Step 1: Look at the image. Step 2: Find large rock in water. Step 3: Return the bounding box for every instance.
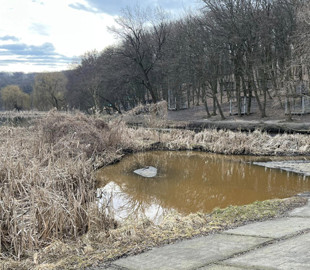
[134,166,157,178]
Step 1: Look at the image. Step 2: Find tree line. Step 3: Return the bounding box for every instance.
[0,72,67,111]
[1,0,310,118]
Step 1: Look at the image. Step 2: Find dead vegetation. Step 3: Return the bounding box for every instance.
[0,113,110,261]
[123,100,168,128]
[160,129,310,155]
[0,109,310,269]
[0,110,150,265]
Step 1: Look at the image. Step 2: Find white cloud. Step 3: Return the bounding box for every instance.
[45,2,117,56]
[0,0,118,72]
[0,62,62,73]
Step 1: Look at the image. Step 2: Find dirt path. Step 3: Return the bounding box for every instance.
[167,104,310,133]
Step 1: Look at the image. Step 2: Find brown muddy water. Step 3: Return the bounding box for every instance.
[96,151,310,223]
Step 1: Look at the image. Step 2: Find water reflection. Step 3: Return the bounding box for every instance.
[96,151,310,221]
[97,181,168,224]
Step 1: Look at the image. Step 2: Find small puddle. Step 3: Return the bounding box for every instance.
[96,151,310,223]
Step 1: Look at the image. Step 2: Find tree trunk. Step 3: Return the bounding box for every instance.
[204,98,211,117]
[212,97,217,115]
[214,93,225,119]
[252,68,267,118]
[210,81,224,119]
[202,85,211,117]
[286,97,292,121]
[145,80,157,103]
[142,69,157,103]
[234,72,242,116]
[196,85,201,106]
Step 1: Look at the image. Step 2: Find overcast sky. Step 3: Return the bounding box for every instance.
[0,0,202,73]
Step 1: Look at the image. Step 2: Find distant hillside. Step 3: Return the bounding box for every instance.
[0,72,36,94]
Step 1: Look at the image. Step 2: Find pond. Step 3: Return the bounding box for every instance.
[96,151,310,223]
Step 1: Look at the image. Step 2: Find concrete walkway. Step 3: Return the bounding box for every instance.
[97,196,310,270]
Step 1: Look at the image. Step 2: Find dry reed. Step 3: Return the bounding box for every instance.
[0,110,144,262]
[160,129,310,155]
[123,100,168,128]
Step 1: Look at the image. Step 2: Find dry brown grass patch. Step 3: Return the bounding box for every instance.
[123,101,168,128]
[160,129,310,155]
[0,111,134,262]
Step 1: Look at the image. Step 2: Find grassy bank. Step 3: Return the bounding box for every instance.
[0,110,309,269]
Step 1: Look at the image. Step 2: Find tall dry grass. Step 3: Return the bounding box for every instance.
[160,129,310,155]
[123,100,168,128]
[0,110,149,261]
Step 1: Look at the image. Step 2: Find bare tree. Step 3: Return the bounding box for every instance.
[295,0,310,63]
[33,72,67,110]
[201,0,300,118]
[110,6,170,103]
[63,0,304,120]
